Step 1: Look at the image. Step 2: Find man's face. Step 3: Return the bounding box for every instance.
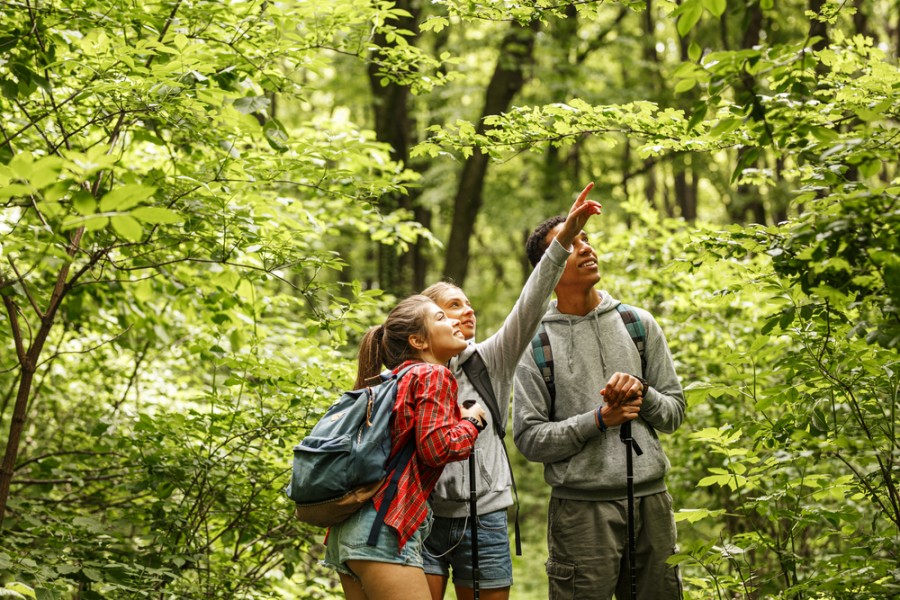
[546,223,601,291]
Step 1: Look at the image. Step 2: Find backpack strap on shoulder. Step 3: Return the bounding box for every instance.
[531,307,647,418]
[366,440,416,546]
[460,351,503,438]
[615,304,647,375]
[530,323,556,419]
[459,351,523,556]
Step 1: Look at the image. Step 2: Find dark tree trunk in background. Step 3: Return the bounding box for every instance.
[808,0,829,51]
[674,22,697,222]
[443,20,540,286]
[367,0,423,295]
[730,2,768,224]
[641,1,662,211]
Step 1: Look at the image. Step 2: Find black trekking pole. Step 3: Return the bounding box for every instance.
[621,421,638,600]
[468,448,480,600]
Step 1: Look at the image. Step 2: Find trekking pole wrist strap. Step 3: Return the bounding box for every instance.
[462,416,486,432]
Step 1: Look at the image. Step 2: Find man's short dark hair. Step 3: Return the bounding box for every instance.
[525,215,565,268]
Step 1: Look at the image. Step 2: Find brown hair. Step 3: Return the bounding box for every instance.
[421,281,462,307]
[354,294,435,389]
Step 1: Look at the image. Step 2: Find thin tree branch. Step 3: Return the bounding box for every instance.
[2,296,28,366]
[35,325,133,368]
[11,473,128,485]
[6,257,44,319]
[146,0,184,68]
[14,450,123,471]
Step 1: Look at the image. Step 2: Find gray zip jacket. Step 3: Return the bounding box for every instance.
[430,239,570,518]
[513,293,686,501]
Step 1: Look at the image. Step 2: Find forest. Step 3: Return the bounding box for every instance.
[1,0,898,598]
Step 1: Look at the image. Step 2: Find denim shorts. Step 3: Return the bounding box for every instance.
[322,501,433,580]
[422,509,513,589]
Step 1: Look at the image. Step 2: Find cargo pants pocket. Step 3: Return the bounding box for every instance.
[546,559,575,600]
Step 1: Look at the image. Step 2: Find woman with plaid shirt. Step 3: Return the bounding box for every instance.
[323,294,487,600]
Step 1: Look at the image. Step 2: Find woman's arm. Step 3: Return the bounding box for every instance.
[413,365,479,467]
[477,183,601,401]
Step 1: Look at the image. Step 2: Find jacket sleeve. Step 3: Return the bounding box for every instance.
[414,365,479,467]
[479,238,570,415]
[512,352,601,464]
[638,312,686,434]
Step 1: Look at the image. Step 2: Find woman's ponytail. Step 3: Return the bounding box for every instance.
[355,325,386,389]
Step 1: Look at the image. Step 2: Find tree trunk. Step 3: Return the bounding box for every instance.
[852,0,870,40]
[0,359,36,527]
[641,1,662,210]
[443,20,540,285]
[674,24,696,221]
[808,0,829,52]
[0,228,84,525]
[367,0,422,295]
[731,2,767,224]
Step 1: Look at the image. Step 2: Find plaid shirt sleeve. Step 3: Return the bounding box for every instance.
[413,364,479,466]
[374,361,479,550]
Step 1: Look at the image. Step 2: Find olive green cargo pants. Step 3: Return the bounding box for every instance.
[545,492,682,599]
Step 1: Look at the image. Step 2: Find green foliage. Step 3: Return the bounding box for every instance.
[0,0,424,596]
[3,0,900,598]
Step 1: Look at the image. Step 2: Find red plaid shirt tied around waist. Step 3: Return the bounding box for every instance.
[372,360,479,549]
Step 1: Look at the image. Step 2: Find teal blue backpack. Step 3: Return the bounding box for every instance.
[287,366,416,544]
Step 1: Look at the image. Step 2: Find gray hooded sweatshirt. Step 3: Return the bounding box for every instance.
[430,238,570,518]
[513,293,685,501]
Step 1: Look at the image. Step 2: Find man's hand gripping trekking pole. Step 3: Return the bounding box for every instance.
[598,372,644,427]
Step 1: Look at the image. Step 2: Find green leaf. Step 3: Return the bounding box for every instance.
[677,0,703,37]
[233,96,270,115]
[61,215,108,231]
[687,103,708,131]
[111,215,144,241]
[854,108,881,122]
[0,77,17,99]
[72,191,97,216]
[709,117,740,137]
[701,0,726,17]
[99,184,156,212]
[674,78,697,94]
[4,583,34,599]
[131,206,183,224]
[688,42,702,62]
[264,118,289,152]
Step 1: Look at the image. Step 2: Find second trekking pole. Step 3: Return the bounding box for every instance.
[621,420,637,600]
[468,448,480,600]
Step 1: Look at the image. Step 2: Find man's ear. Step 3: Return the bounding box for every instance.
[408,334,428,352]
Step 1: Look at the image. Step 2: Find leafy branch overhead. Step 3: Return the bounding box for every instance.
[416,32,898,188]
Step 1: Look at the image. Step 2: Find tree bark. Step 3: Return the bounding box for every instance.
[367,0,423,295]
[808,0,829,52]
[0,228,84,525]
[443,20,540,286]
[731,2,767,224]
[641,1,662,210]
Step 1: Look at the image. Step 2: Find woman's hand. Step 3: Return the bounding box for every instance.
[556,182,602,249]
[461,401,487,428]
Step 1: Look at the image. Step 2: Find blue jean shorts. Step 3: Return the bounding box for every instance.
[422,509,513,589]
[322,501,433,580]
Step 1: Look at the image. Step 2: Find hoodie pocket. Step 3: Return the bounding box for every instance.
[432,451,493,502]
